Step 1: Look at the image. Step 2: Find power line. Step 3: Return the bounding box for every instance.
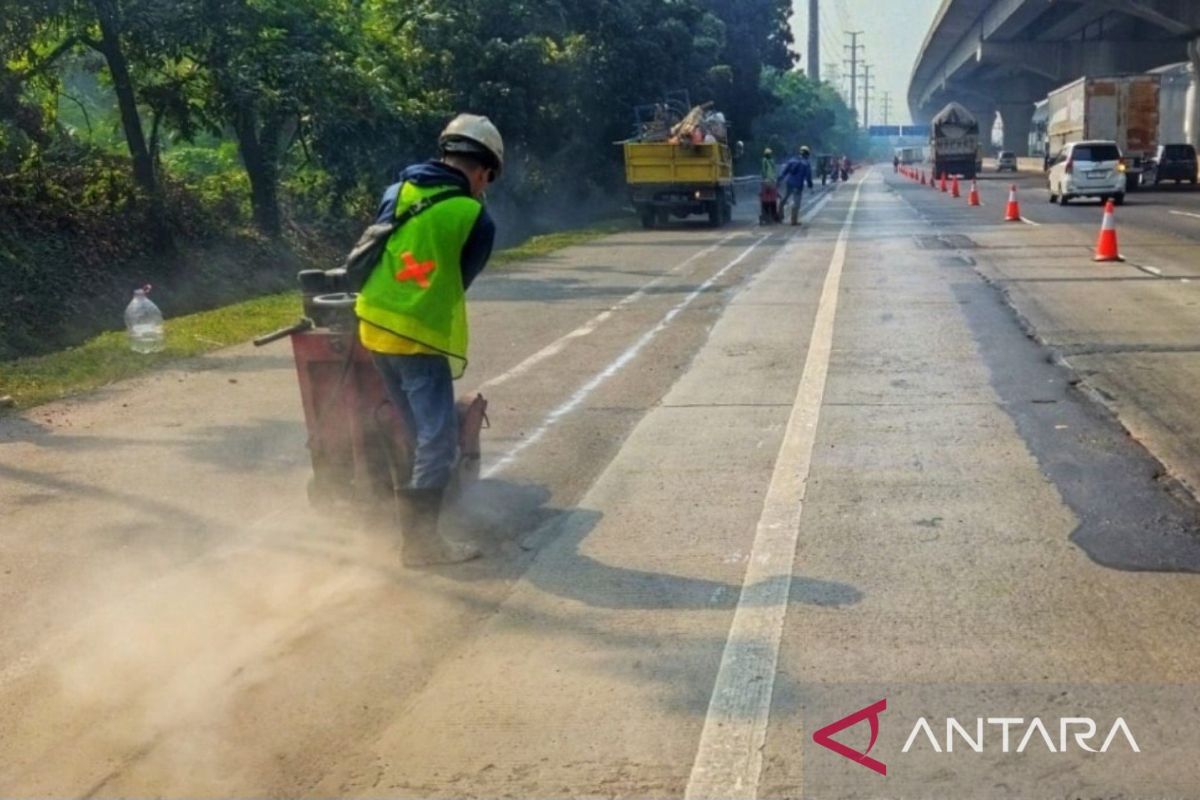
[861,63,874,128]
[844,31,864,118]
[834,0,851,32]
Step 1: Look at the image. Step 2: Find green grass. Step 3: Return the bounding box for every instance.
[0,218,634,410]
[0,293,300,410]
[490,218,633,265]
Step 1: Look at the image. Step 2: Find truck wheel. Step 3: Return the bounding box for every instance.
[708,200,721,227]
[1114,193,1125,206]
[656,209,670,227]
[640,208,656,229]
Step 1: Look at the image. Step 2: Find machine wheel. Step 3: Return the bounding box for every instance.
[708,199,722,227]
[656,208,670,227]
[640,207,656,229]
[1114,192,1126,206]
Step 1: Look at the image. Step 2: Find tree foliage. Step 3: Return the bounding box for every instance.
[2,0,860,237]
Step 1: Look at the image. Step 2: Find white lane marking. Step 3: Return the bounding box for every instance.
[1169,210,1200,221]
[802,192,833,223]
[479,233,740,391]
[479,189,831,393]
[684,172,867,800]
[1135,264,1163,277]
[1020,216,1041,227]
[481,234,773,479]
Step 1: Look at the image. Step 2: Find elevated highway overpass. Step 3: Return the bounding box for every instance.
[909,0,1200,154]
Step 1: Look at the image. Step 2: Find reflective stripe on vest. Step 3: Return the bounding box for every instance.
[355,182,483,378]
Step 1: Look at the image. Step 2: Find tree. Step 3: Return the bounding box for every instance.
[702,0,795,135]
[754,68,864,158]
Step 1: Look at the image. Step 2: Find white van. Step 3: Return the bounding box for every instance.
[1046,140,1126,205]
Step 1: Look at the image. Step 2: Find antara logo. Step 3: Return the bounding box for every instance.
[813,701,1140,776]
[902,716,1140,754]
[812,699,888,776]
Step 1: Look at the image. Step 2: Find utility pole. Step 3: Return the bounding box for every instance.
[861,63,875,128]
[824,61,842,89]
[844,31,864,121]
[808,0,820,83]
[881,91,893,126]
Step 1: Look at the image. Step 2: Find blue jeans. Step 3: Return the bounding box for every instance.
[372,353,457,489]
[781,185,804,211]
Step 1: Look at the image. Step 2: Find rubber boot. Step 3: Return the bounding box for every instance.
[397,488,481,567]
[790,202,799,226]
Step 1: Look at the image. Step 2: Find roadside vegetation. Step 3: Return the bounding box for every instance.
[0,218,633,409]
[1,0,864,369]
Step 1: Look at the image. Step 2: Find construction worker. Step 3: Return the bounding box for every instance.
[779,145,814,225]
[761,147,778,183]
[760,147,780,223]
[355,113,503,566]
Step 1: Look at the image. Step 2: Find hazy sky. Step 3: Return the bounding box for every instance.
[790,0,944,125]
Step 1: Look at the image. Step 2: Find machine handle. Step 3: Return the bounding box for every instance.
[312,292,358,309]
[254,318,314,347]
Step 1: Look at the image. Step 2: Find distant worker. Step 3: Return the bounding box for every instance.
[355,113,503,567]
[761,147,778,183]
[819,154,832,186]
[840,154,851,182]
[893,153,900,173]
[760,148,780,223]
[779,145,814,225]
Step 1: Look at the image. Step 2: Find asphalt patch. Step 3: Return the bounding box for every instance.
[950,274,1200,573]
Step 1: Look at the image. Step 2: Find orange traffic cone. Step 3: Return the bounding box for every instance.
[1093,200,1124,262]
[1004,184,1021,221]
[968,180,981,206]
[940,173,948,192]
[951,176,961,198]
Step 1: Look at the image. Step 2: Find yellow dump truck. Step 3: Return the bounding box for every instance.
[622,140,736,228]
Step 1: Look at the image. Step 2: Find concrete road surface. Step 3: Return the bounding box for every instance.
[3,170,1200,799]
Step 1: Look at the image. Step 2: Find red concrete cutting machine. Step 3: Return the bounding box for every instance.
[255,269,487,512]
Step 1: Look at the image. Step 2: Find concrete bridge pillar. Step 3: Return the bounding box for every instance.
[998,102,1034,157]
[964,105,996,149]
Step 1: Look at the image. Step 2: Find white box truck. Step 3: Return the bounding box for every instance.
[1046,74,1160,190]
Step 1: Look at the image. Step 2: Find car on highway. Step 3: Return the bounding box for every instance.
[1148,143,1198,186]
[1046,140,1126,205]
[997,151,1017,172]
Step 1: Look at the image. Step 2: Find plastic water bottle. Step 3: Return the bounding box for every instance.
[124,285,165,354]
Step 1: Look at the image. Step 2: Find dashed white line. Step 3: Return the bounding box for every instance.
[481,233,773,479]
[1169,210,1200,221]
[480,190,832,393]
[1020,216,1041,227]
[684,173,867,800]
[479,232,740,391]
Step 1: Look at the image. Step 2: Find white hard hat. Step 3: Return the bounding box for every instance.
[439,114,505,175]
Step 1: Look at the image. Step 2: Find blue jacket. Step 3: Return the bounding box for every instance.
[375,160,496,290]
[779,156,814,190]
